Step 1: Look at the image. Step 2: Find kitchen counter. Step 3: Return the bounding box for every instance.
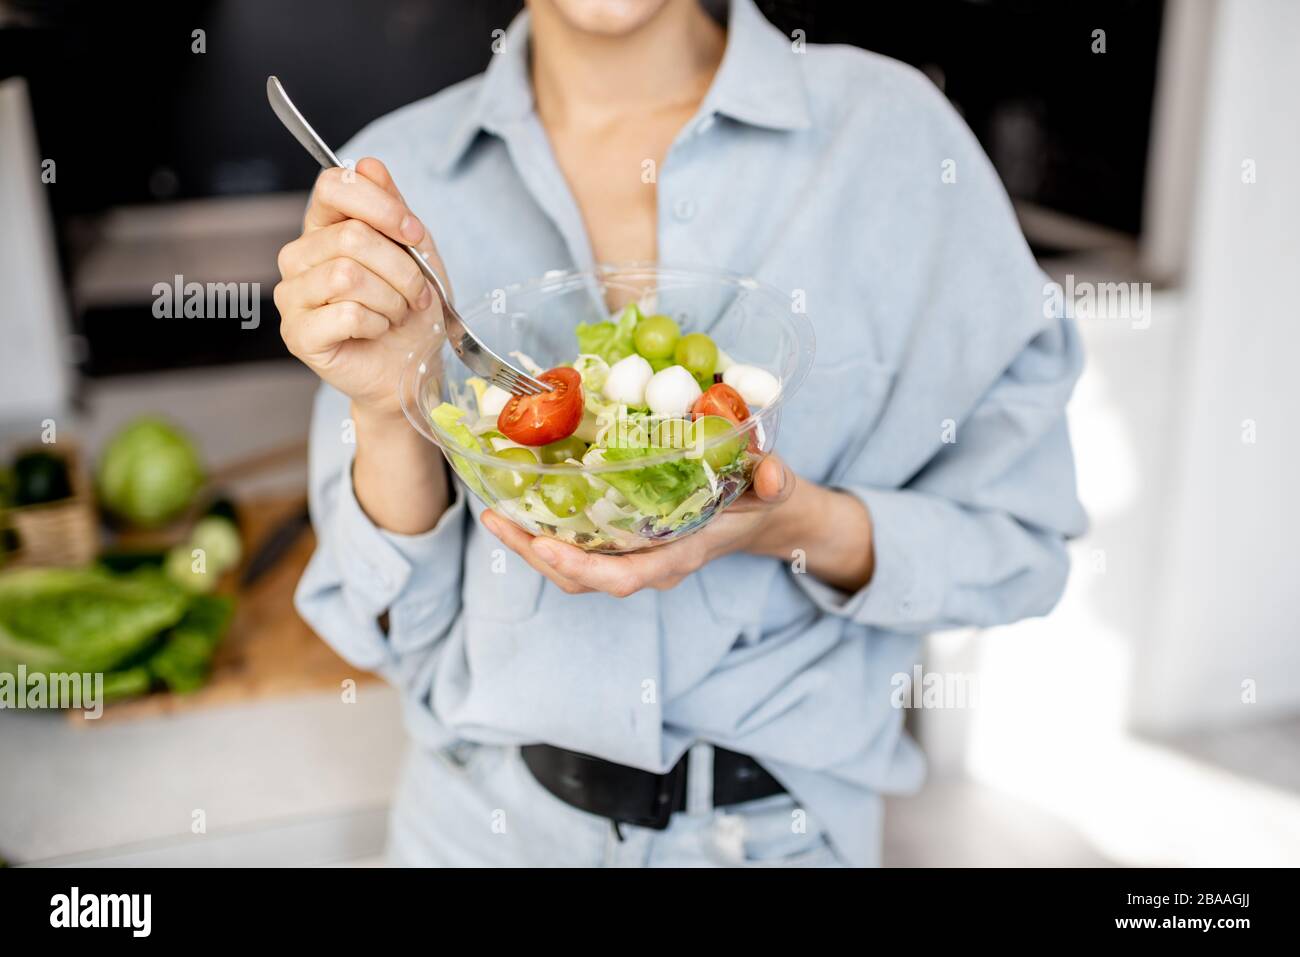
[1,685,406,866]
[2,360,410,867]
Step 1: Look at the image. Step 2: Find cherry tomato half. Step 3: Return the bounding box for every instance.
[692,382,758,452]
[497,367,584,446]
[692,382,749,424]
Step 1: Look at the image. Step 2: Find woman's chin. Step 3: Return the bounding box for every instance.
[537,0,672,37]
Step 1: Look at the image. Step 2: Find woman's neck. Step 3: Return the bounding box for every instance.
[529,0,726,129]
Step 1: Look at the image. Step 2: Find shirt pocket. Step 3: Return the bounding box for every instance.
[778,354,895,484]
[461,520,546,623]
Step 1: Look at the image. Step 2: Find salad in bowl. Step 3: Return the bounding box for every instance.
[399,264,814,553]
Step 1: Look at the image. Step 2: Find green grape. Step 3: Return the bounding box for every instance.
[481,446,539,499]
[674,332,718,384]
[634,314,681,360]
[538,473,591,517]
[538,435,589,464]
[691,415,745,471]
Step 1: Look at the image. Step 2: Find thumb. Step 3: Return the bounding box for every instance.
[752,454,794,504]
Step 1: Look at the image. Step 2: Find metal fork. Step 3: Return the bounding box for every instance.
[266,76,550,396]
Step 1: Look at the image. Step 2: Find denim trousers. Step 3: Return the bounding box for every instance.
[387,741,866,867]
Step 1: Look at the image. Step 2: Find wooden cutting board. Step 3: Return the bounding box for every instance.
[80,497,377,724]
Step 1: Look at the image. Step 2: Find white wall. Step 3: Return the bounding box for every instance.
[1133,0,1300,732]
[0,77,72,433]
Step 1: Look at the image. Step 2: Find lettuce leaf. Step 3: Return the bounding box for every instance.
[0,567,189,674]
[0,567,237,703]
[599,445,707,518]
[571,354,610,395]
[430,402,488,498]
[575,303,641,365]
[148,594,234,693]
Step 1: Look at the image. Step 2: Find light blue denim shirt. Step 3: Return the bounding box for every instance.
[295,0,1086,867]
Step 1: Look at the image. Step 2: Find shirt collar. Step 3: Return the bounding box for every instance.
[703,0,812,133]
[432,0,810,174]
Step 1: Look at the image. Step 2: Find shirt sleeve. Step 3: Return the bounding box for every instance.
[793,324,1086,633]
[791,74,1088,633]
[294,383,467,674]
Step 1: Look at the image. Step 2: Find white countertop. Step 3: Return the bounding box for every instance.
[1,684,407,866]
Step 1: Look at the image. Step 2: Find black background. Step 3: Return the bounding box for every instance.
[3,0,1162,230]
[0,865,1271,943]
[0,0,1163,376]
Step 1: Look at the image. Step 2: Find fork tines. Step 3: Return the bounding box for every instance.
[493,365,551,396]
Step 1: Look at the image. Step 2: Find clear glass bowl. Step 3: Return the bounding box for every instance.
[399,263,815,553]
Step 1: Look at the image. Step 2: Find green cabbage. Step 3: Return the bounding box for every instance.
[97,418,205,528]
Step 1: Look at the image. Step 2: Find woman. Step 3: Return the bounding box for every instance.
[275,0,1085,866]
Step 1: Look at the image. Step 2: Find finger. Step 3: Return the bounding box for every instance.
[284,258,409,321]
[631,541,704,591]
[356,157,424,252]
[480,511,593,595]
[305,165,427,248]
[279,220,432,312]
[354,157,446,287]
[281,300,389,357]
[529,535,700,598]
[721,491,767,513]
[356,156,410,207]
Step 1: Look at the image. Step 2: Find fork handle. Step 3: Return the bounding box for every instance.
[403,242,454,310]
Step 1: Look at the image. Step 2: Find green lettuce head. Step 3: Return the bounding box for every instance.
[97,418,204,528]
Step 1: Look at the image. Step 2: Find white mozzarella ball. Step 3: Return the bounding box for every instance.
[479,384,512,418]
[722,364,781,408]
[645,365,703,416]
[603,354,654,408]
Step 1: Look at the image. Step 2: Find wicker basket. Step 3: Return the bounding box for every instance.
[4,445,99,568]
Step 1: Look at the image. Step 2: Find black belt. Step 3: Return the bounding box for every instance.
[520,743,784,831]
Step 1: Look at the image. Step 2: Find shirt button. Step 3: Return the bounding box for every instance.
[673,198,696,222]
